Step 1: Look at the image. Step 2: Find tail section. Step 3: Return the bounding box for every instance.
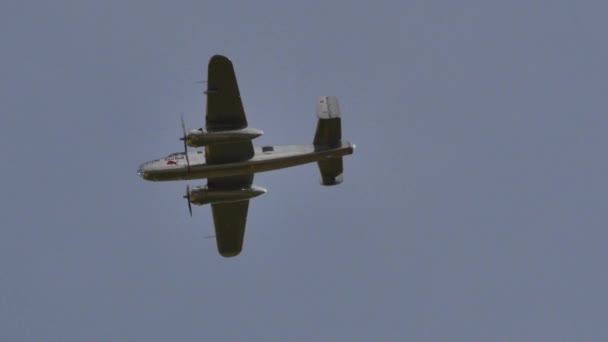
[314,96,342,147]
[318,158,344,185]
[314,96,345,186]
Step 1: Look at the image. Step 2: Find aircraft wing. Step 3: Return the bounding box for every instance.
[204,55,256,256]
[208,175,253,257]
[206,55,248,130]
[204,55,254,164]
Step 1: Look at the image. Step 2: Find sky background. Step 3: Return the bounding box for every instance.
[2,0,608,341]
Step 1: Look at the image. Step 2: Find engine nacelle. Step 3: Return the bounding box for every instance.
[185,127,263,147]
[188,185,266,205]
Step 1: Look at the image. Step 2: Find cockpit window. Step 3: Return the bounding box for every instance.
[167,152,184,157]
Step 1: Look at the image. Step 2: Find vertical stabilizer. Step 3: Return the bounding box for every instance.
[314,96,342,148]
[314,96,345,185]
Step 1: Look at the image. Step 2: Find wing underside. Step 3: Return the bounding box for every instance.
[206,55,248,130]
[204,55,254,164]
[208,175,253,257]
[205,55,255,257]
[211,201,250,257]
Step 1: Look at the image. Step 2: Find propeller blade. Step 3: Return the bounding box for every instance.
[180,115,187,137]
[183,185,192,217]
[183,139,191,173]
[180,116,191,173]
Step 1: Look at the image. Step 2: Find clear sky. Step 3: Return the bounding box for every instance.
[2,0,607,341]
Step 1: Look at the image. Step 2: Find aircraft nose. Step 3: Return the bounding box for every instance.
[137,163,149,179]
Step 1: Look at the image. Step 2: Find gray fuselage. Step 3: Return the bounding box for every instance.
[138,142,354,181]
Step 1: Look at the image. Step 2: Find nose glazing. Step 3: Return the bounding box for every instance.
[137,162,150,178]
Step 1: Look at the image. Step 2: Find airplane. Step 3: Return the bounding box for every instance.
[137,55,355,257]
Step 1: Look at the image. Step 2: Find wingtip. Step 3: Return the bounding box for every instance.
[219,249,242,258]
[210,54,231,64]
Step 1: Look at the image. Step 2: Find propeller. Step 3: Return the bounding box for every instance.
[179,116,191,173]
[183,185,193,217]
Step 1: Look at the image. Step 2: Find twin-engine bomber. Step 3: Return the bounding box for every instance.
[137,55,355,257]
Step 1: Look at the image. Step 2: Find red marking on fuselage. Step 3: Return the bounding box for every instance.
[166,160,178,165]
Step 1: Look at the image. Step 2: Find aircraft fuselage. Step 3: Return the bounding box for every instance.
[138,142,354,182]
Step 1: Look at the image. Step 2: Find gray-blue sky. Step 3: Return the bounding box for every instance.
[2,0,607,341]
